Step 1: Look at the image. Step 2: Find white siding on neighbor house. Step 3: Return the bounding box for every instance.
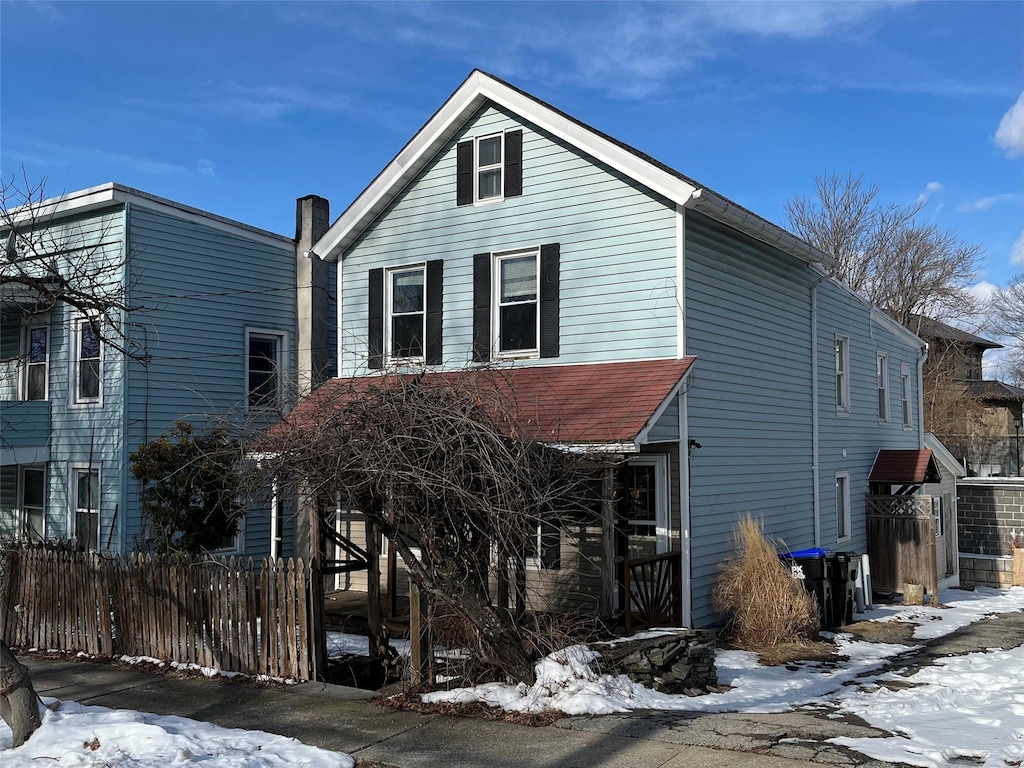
[123,204,297,554]
[815,279,922,553]
[339,103,679,374]
[684,211,816,625]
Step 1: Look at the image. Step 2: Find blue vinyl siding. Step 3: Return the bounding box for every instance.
[684,211,816,625]
[124,204,296,553]
[340,103,678,374]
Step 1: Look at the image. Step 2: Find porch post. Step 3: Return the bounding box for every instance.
[600,466,617,621]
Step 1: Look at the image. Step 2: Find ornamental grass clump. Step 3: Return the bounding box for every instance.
[713,514,820,648]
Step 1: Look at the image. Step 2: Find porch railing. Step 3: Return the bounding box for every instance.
[622,551,681,633]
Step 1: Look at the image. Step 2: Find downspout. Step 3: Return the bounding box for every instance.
[810,272,828,548]
[918,343,928,448]
[120,202,131,553]
[676,203,691,627]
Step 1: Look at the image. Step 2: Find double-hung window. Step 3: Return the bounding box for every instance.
[932,495,944,538]
[74,466,100,551]
[876,353,889,422]
[20,466,45,541]
[24,322,48,401]
[476,134,503,203]
[836,471,851,542]
[247,330,285,409]
[456,129,523,206]
[835,335,849,414]
[71,317,101,405]
[901,363,912,429]
[387,266,426,360]
[495,250,539,355]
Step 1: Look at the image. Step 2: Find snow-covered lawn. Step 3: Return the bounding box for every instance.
[424,586,1024,767]
[0,700,354,767]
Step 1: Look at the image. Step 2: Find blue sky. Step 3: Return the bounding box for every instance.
[2,1,1022,293]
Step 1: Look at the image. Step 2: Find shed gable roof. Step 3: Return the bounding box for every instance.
[314,70,830,269]
[869,449,941,485]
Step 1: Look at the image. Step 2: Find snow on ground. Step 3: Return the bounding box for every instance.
[0,699,354,767]
[859,585,1024,640]
[326,630,411,659]
[424,586,1024,765]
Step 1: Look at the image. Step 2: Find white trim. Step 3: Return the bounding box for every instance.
[474,131,505,206]
[835,334,850,416]
[623,454,671,554]
[384,263,427,364]
[245,327,288,411]
[70,463,101,551]
[270,477,280,561]
[316,71,701,262]
[901,362,913,430]
[675,204,685,358]
[635,363,695,447]
[213,517,244,556]
[21,319,49,402]
[17,464,46,541]
[678,389,691,627]
[924,433,966,478]
[491,247,540,359]
[69,315,102,407]
[836,471,851,544]
[876,352,889,423]
[1,182,292,250]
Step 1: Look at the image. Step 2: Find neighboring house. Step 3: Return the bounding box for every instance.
[0,183,335,557]
[911,314,1024,477]
[288,70,928,627]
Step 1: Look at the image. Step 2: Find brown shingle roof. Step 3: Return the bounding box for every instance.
[271,359,696,448]
[908,314,1001,350]
[966,380,1024,402]
[869,449,941,484]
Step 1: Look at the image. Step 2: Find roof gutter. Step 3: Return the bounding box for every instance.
[687,188,833,269]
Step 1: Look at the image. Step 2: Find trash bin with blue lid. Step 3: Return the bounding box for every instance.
[780,548,834,628]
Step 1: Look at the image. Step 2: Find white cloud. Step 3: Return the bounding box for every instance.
[197,159,216,179]
[1012,231,1024,266]
[916,181,943,206]
[957,193,1022,213]
[969,281,1000,304]
[994,92,1024,157]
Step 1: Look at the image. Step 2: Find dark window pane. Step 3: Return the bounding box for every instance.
[391,314,424,358]
[27,365,46,400]
[478,136,502,166]
[248,336,279,406]
[26,508,44,542]
[23,470,44,506]
[80,323,100,360]
[78,470,99,510]
[29,328,47,363]
[500,256,536,301]
[79,360,100,400]
[76,510,99,550]
[478,168,502,199]
[392,270,424,314]
[499,304,536,351]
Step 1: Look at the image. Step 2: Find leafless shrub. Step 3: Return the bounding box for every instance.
[713,514,820,648]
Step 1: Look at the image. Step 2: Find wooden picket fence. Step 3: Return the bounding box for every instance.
[0,548,323,681]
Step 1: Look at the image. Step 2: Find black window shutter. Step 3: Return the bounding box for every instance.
[539,243,560,359]
[456,140,474,206]
[472,252,491,363]
[425,259,443,365]
[504,130,523,198]
[368,268,384,369]
[540,521,561,570]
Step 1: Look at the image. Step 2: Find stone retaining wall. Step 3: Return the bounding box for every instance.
[957,479,1024,587]
[959,554,1017,589]
[591,629,717,694]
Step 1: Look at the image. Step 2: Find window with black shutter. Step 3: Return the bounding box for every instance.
[456,129,523,206]
[368,260,444,367]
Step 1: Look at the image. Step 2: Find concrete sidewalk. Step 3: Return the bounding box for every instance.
[20,656,859,768]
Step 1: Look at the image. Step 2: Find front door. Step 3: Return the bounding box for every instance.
[614,454,670,619]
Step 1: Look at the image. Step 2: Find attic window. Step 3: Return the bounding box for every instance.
[476,134,503,202]
[456,129,523,206]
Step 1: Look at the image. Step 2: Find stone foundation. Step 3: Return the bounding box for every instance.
[591,629,717,694]
[959,554,1016,588]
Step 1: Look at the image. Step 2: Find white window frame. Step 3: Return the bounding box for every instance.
[245,328,287,411]
[70,316,102,406]
[71,464,101,551]
[932,494,943,538]
[492,248,540,359]
[623,454,671,555]
[22,320,49,401]
[836,471,851,543]
[213,517,244,555]
[474,131,505,205]
[901,362,912,429]
[835,335,850,415]
[385,264,426,364]
[18,465,46,541]
[876,353,889,423]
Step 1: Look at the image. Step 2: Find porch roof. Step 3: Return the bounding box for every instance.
[869,449,941,484]
[272,358,696,451]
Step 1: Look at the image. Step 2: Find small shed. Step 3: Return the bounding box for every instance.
[923,433,966,586]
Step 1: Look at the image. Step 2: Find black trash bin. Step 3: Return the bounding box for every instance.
[781,547,834,628]
[828,552,857,627]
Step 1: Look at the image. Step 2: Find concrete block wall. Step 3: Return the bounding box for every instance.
[959,554,1016,588]
[957,479,1024,587]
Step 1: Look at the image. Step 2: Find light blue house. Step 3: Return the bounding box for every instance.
[296,71,928,627]
[1,183,334,558]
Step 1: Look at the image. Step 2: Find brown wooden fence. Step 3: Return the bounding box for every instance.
[866,495,939,601]
[0,548,323,681]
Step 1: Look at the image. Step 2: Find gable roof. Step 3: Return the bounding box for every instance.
[924,433,966,479]
[314,70,831,269]
[908,314,1001,351]
[869,449,941,485]
[267,358,695,452]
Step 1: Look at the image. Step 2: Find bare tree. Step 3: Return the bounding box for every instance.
[990,274,1024,384]
[785,173,983,326]
[0,639,41,747]
[257,371,597,685]
[1,174,144,360]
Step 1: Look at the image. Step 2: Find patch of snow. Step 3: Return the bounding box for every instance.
[325,630,412,660]
[859,586,1024,640]
[0,699,354,767]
